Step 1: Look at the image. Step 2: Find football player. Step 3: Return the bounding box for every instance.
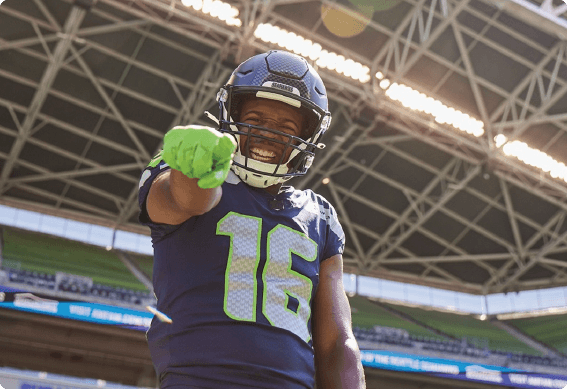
[138,50,365,389]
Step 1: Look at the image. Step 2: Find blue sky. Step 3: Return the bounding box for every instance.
[1,204,566,315]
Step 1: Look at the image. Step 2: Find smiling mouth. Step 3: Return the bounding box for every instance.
[249,146,279,163]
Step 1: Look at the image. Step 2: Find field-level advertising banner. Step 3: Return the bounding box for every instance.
[361,349,567,389]
[0,298,152,329]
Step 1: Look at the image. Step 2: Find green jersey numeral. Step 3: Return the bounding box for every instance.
[217,212,318,343]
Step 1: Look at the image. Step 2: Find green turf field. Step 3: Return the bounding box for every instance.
[507,314,567,355]
[2,227,147,291]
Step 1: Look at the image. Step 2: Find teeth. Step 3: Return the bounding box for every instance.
[251,147,276,158]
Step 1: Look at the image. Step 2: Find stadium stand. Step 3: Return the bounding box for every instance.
[506,314,567,356]
[349,295,445,340]
[382,302,543,355]
[349,296,567,372]
[127,253,154,280]
[0,226,152,305]
[2,224,566,374]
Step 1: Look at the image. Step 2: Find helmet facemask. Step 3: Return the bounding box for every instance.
[217,86,330,188]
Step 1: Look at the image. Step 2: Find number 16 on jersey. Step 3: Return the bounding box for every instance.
[217,212,318,343]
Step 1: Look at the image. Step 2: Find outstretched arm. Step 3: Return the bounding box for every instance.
[313,254,365,389]
[144,125,236,225]
[146,169,222,225]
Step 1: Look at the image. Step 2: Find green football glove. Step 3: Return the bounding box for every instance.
[162,125,237,189]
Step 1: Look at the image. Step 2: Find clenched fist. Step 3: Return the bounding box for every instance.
[162,125,237,189]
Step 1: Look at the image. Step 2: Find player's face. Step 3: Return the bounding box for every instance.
[238,97,305,164]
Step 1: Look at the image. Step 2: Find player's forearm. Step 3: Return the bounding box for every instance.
[169,168,222,215]
[316,337,366,389]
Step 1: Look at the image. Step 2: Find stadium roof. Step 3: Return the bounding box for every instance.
[0,0,566,295]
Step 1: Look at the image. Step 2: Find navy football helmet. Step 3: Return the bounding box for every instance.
[216,50,331,188]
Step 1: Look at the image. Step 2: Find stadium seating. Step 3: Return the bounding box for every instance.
[1,226,152,304]
[383,302,543,355]
[2,225,565,371]
[350,296,567,369]
[349,295,445,340]
[128,254,154,280]
[2,227,146,291]
[506,314,567,356]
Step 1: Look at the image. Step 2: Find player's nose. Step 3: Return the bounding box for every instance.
[250,124,286,142]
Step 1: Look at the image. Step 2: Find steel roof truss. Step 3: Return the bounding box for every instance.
[0,45,177,134]
[14,182,116,218]
[372,138,562,245]
[376,94,567,207]
[525,211,567,252]
[3,150,127,209]
[330,180,470,263]
[248,16,565,203]
[490,41,567,135]
[483,0,567,39]
[540,261,567,284]
[331,185,467,284]
[7,164,141,186]
[0,123,139,187]
[308,124,380,194]
[333,152,515,252]
[69,46,152,162]
[327,181,367,266]
[450,20,490,129]
[0,96,146,174]
[367,162,482,269]
[32,0,60,29]
[0,5,87,194]
[364,158,459,259]
[385,0,471,87]
[296,106,354,190]
[499,178,526,260]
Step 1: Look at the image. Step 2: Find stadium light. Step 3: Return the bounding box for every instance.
[181,0,242,27]
[253,23,371,83]
[380,81,485,137]
[149,2,566,186]
[495,135,567,183]
[252,23,486,137]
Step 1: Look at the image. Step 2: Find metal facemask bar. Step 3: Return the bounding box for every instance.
[216,86,329,178]
[235,122,316,177]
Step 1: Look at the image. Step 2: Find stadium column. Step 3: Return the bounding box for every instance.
[0,3,88,194]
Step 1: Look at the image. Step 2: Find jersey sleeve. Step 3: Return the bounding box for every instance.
[138,151,184,243]
[318,195,345,261]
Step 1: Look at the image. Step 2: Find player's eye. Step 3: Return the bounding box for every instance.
[242,115,260,123]
[281,125,300,136]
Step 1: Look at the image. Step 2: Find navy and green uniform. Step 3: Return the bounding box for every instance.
[138,157,345,389]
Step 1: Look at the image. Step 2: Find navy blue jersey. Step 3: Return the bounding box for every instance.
[138,158,345,389]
